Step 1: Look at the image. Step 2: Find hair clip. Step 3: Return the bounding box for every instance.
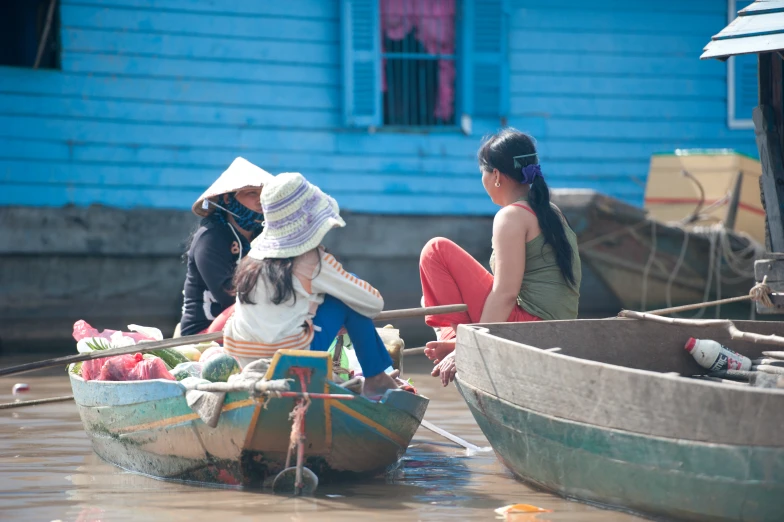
[513,152,538,170]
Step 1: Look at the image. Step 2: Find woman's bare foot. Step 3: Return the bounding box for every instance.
[362,371,399,398]
[424,340,456,363]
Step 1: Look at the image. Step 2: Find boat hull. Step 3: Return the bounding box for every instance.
[455,320,784,522]
[457,378,784,522]
[70,350,429,487]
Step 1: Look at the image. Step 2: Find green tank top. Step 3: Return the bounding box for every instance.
[489,203,582,321]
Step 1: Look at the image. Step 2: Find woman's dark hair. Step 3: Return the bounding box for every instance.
[477,128,576,286]
[234,257,296,305]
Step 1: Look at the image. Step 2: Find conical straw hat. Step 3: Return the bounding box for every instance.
[192,157,275,217]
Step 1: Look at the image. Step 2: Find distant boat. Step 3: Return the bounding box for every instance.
[70,350,428,487]
[455,319,784,522]
[553,149,765,318]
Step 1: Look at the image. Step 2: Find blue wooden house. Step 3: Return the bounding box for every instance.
[0,0,761,348]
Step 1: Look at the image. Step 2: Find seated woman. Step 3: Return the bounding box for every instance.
[223,172,399,397]
[420,129,582,386]
[179,157,274,336]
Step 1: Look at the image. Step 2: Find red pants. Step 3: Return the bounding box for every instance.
[419,237,540,341]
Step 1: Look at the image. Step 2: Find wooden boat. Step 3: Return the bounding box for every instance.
[69,349,428,487]
[552,189,762,318]
[454,319,784,522]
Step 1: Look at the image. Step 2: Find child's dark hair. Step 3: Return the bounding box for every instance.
[234,257,296,305]
[233,253,325,305]
[477,128,576,286]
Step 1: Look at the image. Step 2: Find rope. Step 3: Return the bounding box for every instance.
[640,220,657,312]
[643,276,773,316]
[664,229,691,315]
[578,220,649,251]
[580,213,762,317]
[194,377,291,395]
[285,400,310,469]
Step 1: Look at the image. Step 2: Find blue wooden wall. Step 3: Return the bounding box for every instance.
[0,0,757,215]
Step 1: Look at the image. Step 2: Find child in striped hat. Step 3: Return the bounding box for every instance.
[223,172,399,397]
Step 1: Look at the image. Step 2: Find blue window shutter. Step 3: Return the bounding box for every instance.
[728,1,757,129]
[341,0,382,128]
[461,0,509,125]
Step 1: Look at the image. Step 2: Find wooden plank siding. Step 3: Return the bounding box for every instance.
[0,0,758,215]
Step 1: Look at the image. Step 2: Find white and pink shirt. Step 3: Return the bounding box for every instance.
[223,247,383,366]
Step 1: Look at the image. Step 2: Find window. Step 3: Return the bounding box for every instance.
[727,0,756,129]
[341,0,508,131]
[0,0,61,70]
[381,1,457,127]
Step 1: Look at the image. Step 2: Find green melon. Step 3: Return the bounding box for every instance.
[201,354,241,382]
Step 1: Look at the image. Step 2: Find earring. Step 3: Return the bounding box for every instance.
[494,181,501,188]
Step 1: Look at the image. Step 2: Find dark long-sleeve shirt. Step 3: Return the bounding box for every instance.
[180,216,248,335]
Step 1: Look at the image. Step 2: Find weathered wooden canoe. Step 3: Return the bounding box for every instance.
[553,190,762,318]
[454,319,784,522]
[70,349,428,487]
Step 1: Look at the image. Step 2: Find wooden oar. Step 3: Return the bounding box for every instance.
[0,304,467,378]
[420,419,489,453]
[0,395,75,410]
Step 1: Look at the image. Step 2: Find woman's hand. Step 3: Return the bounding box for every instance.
[431,352,456,387]
[424,340,456,363]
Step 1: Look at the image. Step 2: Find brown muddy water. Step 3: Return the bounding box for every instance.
[0,354,642,522]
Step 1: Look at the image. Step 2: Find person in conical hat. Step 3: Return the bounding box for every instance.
[223,172,401,398]
[179,157,275,337]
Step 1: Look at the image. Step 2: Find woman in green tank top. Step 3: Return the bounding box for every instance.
[420,129,582,385]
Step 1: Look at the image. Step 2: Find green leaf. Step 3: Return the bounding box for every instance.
[85,338,112,351]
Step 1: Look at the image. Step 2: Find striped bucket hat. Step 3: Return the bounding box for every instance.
[248,172,345,260]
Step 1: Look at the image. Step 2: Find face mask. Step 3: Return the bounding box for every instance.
[225,193,264,233]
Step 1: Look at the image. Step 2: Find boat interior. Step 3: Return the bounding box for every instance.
[468,319,783,376]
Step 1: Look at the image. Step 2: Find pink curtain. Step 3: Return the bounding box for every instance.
[380,0,456,121]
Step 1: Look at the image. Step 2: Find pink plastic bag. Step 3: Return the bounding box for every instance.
[128,357,175,381]
[81,358,109,381]
[97,354,143,381]
[72,320,153,343]
[88,353,175,382]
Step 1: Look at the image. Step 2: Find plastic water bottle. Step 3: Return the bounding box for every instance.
[684,338,752,371]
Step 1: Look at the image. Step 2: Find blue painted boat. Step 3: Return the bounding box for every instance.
[69,349,428,487]
[455,319,784,522]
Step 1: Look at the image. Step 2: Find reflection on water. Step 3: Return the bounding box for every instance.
[0,355,642,521]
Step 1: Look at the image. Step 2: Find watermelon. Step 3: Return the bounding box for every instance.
[201,354,240,382]
[150,348,189,368]
[199,345,225,363]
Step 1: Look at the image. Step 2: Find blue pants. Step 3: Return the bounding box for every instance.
[310,294,392,378]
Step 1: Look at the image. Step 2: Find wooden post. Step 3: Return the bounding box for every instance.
[755,53,784,252]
